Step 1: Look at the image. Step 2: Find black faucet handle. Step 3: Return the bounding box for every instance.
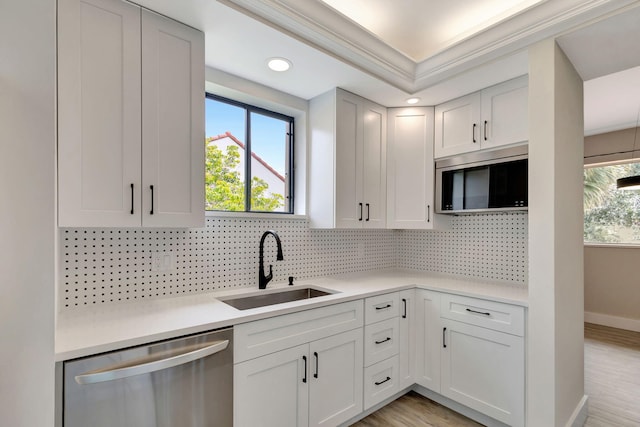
[267,265,273,281]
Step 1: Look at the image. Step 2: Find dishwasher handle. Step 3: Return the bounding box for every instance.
[75,339,229,385]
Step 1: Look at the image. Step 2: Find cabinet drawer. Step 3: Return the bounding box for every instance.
[234,300,364,363]
[365,292,400,324]
[364,355,399,410]
[364,317,399,367]
[440,293,524,336]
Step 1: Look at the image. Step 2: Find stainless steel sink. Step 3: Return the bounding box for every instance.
[219,287,335,310]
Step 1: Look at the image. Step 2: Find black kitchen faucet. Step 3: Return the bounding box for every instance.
[258,230,284,289]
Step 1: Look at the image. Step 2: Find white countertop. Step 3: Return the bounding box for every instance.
[55,269,528,361]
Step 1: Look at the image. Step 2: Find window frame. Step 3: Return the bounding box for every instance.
[583,159,640,246]
[205,93,294,214]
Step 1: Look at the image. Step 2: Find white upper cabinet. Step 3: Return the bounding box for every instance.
[434,76,528,159]
[58,0,204,228]
[141,9,204,227]
[387,107,449,230]
[309,88,386,228]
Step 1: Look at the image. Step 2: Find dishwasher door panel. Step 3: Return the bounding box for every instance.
[63,328,233,427]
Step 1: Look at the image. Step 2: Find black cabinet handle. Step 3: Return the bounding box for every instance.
[302,355,307,383]
[427,204,430,223]
[130,183,134,215]
[466,308,491,316]
[150,185,154,215]
[473,123,477,143]
[358,203,363,221]
[366,203,370,221]
[375,337,391,345]
[484,120,488,141]
[313,352,318,378]
[402,298,407,319]
[375,376,391,386]
[443,327,447,348]
[375,304,391,311]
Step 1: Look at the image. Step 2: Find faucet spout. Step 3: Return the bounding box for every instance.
[259,230,284,289]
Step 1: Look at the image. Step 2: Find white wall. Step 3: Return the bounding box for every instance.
[528,39,586,426]
[585,245,640,331]
[0,0,56,426]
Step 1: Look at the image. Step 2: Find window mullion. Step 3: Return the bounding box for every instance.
[244,109,252,212]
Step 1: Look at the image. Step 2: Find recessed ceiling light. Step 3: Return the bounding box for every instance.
[267,57,292,72]
[406,97,420,105]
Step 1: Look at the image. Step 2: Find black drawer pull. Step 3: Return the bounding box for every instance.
[302,355,307,383]
[313,352,319,379]
[375,337,391,345]
[443,327,447,348]
[150,185,154,215]
[466,308,491,316]
[375,376,391,386]
[402,298,407,319]
[358,203,363,221]
[375,304,391,311]
[130,183,134,215]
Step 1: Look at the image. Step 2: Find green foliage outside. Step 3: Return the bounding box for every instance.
[205,142,284,212]
[584,162,640,243]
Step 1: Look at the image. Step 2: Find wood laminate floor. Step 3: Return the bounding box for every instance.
[352,323,640,427]
[583,323,640,427]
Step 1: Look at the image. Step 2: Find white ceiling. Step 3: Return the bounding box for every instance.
[137,0,640,135]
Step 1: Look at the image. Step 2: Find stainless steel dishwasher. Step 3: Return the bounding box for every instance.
[63,327,233,427]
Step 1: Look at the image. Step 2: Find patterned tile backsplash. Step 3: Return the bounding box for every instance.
[59,212,527,309]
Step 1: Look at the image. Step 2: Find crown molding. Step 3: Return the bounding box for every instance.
[219,0,640,93]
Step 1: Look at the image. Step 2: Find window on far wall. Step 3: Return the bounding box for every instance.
[205,94,294,213]
[584,161,640,244]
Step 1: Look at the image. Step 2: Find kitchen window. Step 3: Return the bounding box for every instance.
[205,94,294,213]
[584,161,640,244]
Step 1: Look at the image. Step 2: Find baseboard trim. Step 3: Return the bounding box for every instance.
[585,311,640,333]
[566,395,589,427]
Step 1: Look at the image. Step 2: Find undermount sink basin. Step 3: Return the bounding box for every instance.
[219,287,335,310]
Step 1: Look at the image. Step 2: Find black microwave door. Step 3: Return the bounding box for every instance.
[489,159,528,208]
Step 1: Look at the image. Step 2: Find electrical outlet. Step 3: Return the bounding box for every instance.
[151,252,173,272]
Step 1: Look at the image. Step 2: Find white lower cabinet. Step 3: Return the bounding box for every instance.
[416,290,525,427]
[235,344,309,427]
[398,289,415,389]
[309,329,364,426]
[234,291,525,427]
[234,301,364,427]
[441,319,525,427]
[362,292,403,411]
[415,289,442,392]
[235,328,363,427]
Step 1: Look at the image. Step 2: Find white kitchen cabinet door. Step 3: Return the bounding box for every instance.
[398,289,415,389]
[309,328,364,427]
[335,90,364,228]
[387,107,449,230]
[481,75,529,151]
[362,101,387,228]
[434,92,481,159]
[415,289,441,392]
[441,319,525,427]
[363,355,399,410]
[141,9,204,227]
[234,344,309,427]
[58,0,142,227]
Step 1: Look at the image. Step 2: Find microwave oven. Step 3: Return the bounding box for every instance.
[435,145,528,214]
